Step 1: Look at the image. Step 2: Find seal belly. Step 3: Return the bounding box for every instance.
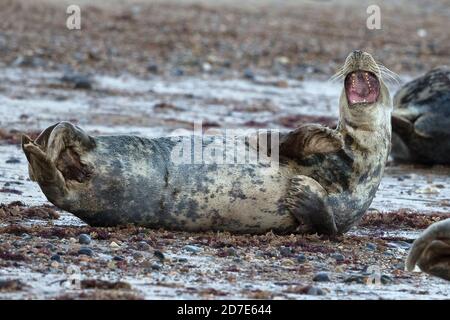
[68,135,297,233]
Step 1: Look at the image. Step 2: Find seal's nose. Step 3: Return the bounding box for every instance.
[352,50,362,57]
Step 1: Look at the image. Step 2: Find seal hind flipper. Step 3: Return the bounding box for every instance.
[285,175,338,235]
[413,113,450,139]
[280,124,343,161]
[21,134,68,202]
[21,122,95,204]
[406,219,450,280]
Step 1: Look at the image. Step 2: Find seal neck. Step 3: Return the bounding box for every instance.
[337,81,392,152]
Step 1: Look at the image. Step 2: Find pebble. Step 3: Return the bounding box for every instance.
[332,253,345,262]
[113,255,125,261]
[395,262,405,270]
[173,68,184,76]
[154,250,165,261]
[178,257,188,263]
[21,233,32,241]
[313,272,330,282]
[225,247,238,257]
[151,263,162,271]
[296,254,307,263]
[387,241,411,250]
[146,63,159,73]
[133,252,144,260]
[61,72,92,89]
[50,261,59,268]
[243,68,255,80]
[184,245,201,253]
[279,246,293,257]
[50,254,63,263]
[137,241,150,251]
[110,241,120,249]
[78,247,94,257]
[45,243,56,251]
[78,234,91,245]
[366,243,377,251]
[307,286,325,295]
[5,157,20,164]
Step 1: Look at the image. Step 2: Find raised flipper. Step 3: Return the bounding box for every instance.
[22,122,95,203]
[284,175,337,236]
[406,219,450,281]
[279,124,343,160]
[22,134,68,202]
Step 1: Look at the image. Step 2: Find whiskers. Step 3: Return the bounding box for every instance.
[376,62,400,84]
[328,60,400,85]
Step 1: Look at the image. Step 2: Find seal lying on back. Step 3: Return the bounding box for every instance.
[22,50,392,235]
[406,218,450,281]
[391,66,450,164]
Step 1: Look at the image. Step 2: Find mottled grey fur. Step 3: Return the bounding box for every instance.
[391,66,450,164]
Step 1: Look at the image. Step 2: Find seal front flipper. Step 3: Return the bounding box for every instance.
[406,219,450,281]
[285,175,337,236]
[280,124,343,160]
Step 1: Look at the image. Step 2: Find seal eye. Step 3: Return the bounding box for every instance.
[345,71,380,106]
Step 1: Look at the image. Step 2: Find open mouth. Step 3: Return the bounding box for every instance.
[345,71,380,106]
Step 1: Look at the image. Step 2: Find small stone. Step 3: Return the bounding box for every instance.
[296,254,307,263]
[133,252,144,260]
[279,246,292,257]
[137,241,150,251]
[381,274,394,284]
[151,263,162,271]
[50,254,62,263]
[395,262,405,270]
[110,241,120,249]
[78,234,91,245]
[243,68,255,80]
[113,255,125,261]
[184,245,201,253]
[313,272,330,282]
[366,243,377,251]
[21,233,31,241]
[225,247,238,257]
[146,63,159,73]
[173,68,184,76]
[50,261,59,268]
[78,247,93,257]
[387,241,411,250]
[307,286,325,295]
[6,157,20,164]
[178,257,188,263]
[154,250,165,261]
[45,243,56,251]
[332,253,345,262]
[61,72,92,89]
[202,62,212,72]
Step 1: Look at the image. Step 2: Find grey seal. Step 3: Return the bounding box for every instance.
[391,66,450,164]
[406,218,450,281]
[22,50,392,235]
